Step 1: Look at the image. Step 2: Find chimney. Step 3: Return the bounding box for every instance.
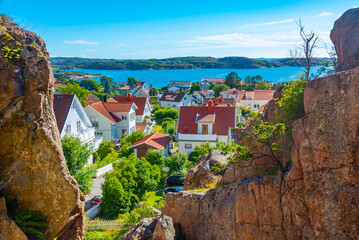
[215,98,220,105]
[127,93,132,101]
[220,94,224,103]
[208,100,214,111]
[104,96,107,102]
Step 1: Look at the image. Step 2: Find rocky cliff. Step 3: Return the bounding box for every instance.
[160,8,359,240]
[0,16,85,239]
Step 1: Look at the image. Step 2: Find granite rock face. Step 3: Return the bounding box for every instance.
[184,150,229,190]
[0,16,84,239]
[152,215,176,240]
[119,217,157,240]
[331,7,359,71]
[161,9,359,240]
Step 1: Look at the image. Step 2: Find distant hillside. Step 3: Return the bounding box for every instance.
[50,56,327,70]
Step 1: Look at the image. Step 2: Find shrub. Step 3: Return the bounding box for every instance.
[165,152,187,174]
[188,151,199,162]
[6,196,47,240]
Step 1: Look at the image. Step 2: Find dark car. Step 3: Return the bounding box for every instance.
[165,174,185,187]
[90,195,102,207]
[163,186,183,194]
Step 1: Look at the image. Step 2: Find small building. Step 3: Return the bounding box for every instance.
[176,101,235,156]
[220,88,245,101]
[53,94,102,164]
[191,90,215,105]
[130,132,172,158]
[200,78,225,90]
[84,94,101,105]
[160,92,191,110]
[168,81,191,92]
[84,98,138,141]
[130,82,151,98]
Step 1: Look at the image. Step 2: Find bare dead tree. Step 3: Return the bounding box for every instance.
[289,19,320,81]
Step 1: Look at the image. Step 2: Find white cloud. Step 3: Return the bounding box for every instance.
[64,40,99,45]
[317,12,334,17]
[86,49,96,52]
[180,32,301,49]
[241,18,295,28]
[116,43,125,47]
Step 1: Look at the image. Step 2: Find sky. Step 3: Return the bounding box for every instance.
[1,0,358,59]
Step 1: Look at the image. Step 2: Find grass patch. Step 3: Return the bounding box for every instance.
[85,230,127,240]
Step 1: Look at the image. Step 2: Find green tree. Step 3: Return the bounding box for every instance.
[127,77,139,86]
[95,141,116,160]
[210,83,230,97]
[80,78,102,91]
[124,130,146,145]
[189,82,200,94]
[165,152,187,174]
[100,76,115,94]
[149,87,158,96]
[153,107,179,125]
[145,149,164,166]
[56,75,68,84]
[101,175,132,217]
[59,83,90,106]
[255,81,272,90]
[61,136,95,194]
[225,72,240,88]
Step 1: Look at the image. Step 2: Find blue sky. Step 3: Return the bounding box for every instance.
[2,0,358,59]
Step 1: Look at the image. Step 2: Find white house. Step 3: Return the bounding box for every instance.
[191,90,215,105]
[113,94,154,133]
[84,99,138,141]
[239,90,275,111]
[176,101,236,156]
[53,94,102,165]
[220,88,245,101]
[130,82,150,98]
[160,92,191,110]
[168,81,191,92]
[200,78,225,90]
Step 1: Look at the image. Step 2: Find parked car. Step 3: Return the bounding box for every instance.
[90,195,102,207]
[165,174,185,186]
[163,186,183,194]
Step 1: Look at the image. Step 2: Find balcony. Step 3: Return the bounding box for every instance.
[178,133,217,142]
[75,127,95,143]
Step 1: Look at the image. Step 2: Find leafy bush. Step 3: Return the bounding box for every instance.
[119,204,157,224]
[85,230,124,240]
[62,136,95,194]
[188,151,199,162]
[145,149,164,166]
[165,152,187,174]
[6,196,47,240]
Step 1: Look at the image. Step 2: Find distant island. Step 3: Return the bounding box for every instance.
[53,69,103,80]
[50,56,327,70]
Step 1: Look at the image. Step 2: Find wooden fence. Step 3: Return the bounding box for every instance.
[86,219,134,231]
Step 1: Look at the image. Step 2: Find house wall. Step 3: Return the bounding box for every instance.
[240,100,270,111]
[178,133,229,156]
[197,123,214,134]
[134,144,155,158]
[84,107,113,141]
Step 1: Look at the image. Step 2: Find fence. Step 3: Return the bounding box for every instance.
[86,219,135,231]
[93,163,113,178]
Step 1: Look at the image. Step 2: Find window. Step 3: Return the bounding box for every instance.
[122,129,127,135]
[202,124,208,134]
[95,132,103,136]
[76,120,81,133]
[185,144,192,149]
[129,112,135,121]
[122,115,127,120]
[65,124,71,135]
[91,117,99,129]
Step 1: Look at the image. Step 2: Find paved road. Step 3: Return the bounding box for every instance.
[85,176,105,210]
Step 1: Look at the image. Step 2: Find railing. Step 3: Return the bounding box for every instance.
[178,133,217,142]
[93,163,113,178]
[86,203,101,219]
[85,219,134,231]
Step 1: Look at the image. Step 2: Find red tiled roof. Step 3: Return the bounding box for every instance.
[89,102,119,123]
[136,124,148,132]
[107,98,118,103]
[53,94,74,133]
[131,132,172,150]
[84,94,101,105]
[177,105,235,135]
[159,92,186,102]
[238,90,246,100]
[113,95,148,116]
[201,78,225,83]
[196,113,215,123]
[203,97,235,106]
[252,90,275,100]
